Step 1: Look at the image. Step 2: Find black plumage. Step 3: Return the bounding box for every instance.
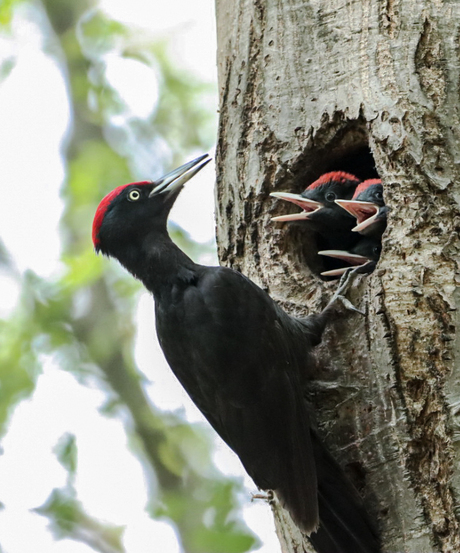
[92,155,380,552]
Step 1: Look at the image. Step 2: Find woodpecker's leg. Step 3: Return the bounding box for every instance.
[327,262,374,315]
[299,262,374,345]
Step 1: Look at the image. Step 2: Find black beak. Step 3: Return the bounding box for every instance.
[149,154,211,198]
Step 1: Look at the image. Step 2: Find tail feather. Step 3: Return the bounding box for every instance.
[308,432,380,553]
[274,401,319,534]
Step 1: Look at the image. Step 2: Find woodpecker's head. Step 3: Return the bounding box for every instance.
[271,172,360,228]
[92,154,211,257]
[334,178,386,235]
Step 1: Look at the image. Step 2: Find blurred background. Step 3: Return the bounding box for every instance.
[0,0,278,551]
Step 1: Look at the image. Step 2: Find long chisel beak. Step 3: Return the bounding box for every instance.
[149,154,211,197]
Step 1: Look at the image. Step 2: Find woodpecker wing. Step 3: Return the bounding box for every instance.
[154,265,320,533]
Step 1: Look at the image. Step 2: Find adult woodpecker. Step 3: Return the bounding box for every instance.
[270,172,361,250]
[92,155,380,553]
[335,178,388,238]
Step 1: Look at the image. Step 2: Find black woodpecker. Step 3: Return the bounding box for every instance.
[92,155,380,553]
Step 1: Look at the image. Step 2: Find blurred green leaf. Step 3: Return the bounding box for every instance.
[63,248,104,289]
[35,487,126,553]
[54,433,78,477]
[0,238,15,271]
[192,526,258,553]
[0,315,36,436]
[0,56,15,81]
[0,0,22,26]
[77,9,127,58]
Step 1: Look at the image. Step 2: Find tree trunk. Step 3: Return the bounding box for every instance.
[214,1,460,551]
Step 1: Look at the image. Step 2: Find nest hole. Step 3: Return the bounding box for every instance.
[274,123,381,278]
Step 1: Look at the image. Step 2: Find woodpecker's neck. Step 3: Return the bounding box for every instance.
[114,229,198,297]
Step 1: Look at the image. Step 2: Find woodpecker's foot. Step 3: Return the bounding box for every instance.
[326,263,371,316]
[299,263,371,344]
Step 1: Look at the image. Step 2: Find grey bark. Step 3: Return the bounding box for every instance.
[214,1,460,552]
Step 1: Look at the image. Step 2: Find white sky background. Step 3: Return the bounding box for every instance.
[0,1,279,552]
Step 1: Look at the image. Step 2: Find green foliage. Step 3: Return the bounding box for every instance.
[35,488,126,553]
[37,434,126,552]
[78,9,127,58]
[0,1,259,552]
[0,313,36,436]
[0,0,24,27]
[54,432,78,478]
[148,43,216,161]
[0,55,14,81]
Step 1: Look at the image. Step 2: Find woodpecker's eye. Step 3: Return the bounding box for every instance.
[375,191,383,200]
[128,189,141,202]
[325,191,336,202]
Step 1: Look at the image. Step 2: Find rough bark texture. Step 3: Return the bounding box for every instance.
[215,1,460,551]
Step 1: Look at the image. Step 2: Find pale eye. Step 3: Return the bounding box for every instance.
[128,189,141,201]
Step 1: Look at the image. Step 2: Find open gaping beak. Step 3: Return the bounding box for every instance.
[318,249,371,277]
[270,192,324,222]
[334,199,379,232]
[149,154,211,198]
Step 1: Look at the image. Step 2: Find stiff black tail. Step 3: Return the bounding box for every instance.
[308,432,381,553]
